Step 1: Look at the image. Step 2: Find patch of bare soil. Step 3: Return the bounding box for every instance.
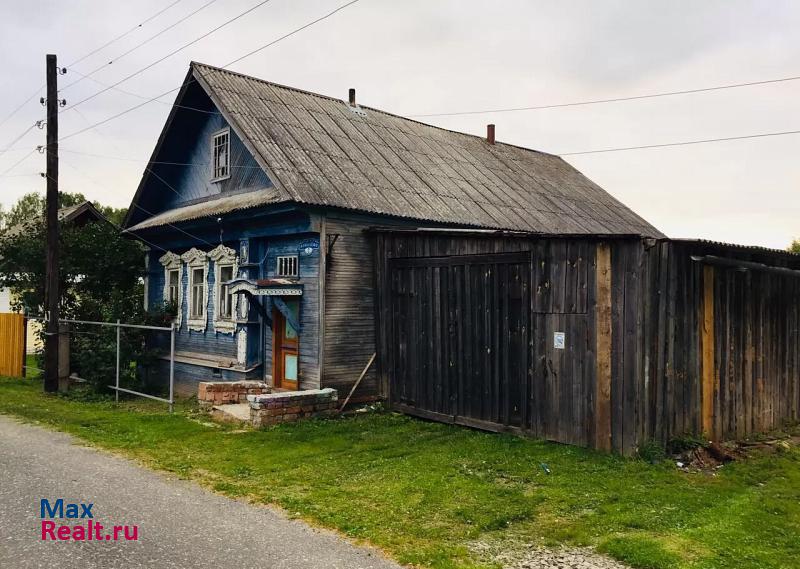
[674,433,800,473]
[471,539,629,569]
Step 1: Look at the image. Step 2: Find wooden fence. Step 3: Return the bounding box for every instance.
[373,231,800,454]
[0,312,25,377]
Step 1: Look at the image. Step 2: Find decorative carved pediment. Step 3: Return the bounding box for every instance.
[208,244,237,264]
[158,251,181,269]
[181,247,208,266]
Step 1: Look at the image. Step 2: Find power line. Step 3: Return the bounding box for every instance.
[0,91,44,132]
[222,0,362,68]
[0,147,38,177]
[66,0,186,68]
[64,0,276,113]
[0,122,40,160]
[0,173,39,179]
[559,128,800,156]
[61,148,263,168]
[61,0,220,92]
[57,0,363,144]
[56,161,211,250]
[65,69,221,115]
[409,74,800,118]
[60,84,184,143]
[0,0,185,132]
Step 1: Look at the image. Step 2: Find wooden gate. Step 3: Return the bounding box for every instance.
[0,313,25,377]
[388,252,531,431]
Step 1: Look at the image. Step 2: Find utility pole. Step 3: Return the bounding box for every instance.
[43,54,59,393]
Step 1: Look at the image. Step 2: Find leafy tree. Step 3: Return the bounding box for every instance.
[790,239,800,254]
[0,192,155,392]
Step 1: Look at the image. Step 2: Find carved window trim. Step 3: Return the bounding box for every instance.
[181,248,209,332]
[158,251,183,328]
[209,244,238,334]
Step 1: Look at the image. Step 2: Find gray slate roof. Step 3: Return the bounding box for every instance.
[127,188,283,232]
[167,63,663,237]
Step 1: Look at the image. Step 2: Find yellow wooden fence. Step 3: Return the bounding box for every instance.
[0,313,25,377]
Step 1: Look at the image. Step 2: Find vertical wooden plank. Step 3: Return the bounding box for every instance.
[622,244,641,455]
[551,241,567,314]
[701,265,715,438]
[533,242,553,313]
[595,242,613,451]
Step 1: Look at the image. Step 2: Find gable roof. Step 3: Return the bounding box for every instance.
[126,62,663,237]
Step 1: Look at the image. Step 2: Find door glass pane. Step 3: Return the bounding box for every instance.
[284,354,298,381]
[284,300,299,339]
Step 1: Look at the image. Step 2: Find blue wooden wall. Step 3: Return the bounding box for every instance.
[143,208,322,391]
[129,80,272,227]
[259,233,321,390]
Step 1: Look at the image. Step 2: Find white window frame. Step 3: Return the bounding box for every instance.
[181,248,209,332]
[158,251,183,328]
[211,127,231,182]
[209,244,238,334]
[167,269,180,305]
[276,255,299,278]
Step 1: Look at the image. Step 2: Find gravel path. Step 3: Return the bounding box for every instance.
[0,414,399,569]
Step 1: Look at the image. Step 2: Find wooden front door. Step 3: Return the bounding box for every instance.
[271,301,299,390]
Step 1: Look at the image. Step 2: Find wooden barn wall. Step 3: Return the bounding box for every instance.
[319,212,438,401]
[374,234,800,454]
[320,215,383,401]
[641,242,800,445]
[374,233,603,449]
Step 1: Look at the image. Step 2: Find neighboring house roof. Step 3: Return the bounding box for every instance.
[3,201,106,238]
[125,62,664,237]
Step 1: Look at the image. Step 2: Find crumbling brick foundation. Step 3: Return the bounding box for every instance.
[248,388,338,427]
[198,381,271,408]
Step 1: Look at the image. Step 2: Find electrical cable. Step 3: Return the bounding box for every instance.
[61,0,220,92]
[559,128,800,156]
[409,74,800,118]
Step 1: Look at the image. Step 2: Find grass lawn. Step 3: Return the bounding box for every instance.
[0,376,798,569]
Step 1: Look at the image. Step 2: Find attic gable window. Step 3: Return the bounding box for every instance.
[211,128,230,181]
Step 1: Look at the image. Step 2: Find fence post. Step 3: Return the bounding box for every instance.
[22,313,28,378]
[115,319,120,403]
[169,322,175,413]
[57,322,70,393]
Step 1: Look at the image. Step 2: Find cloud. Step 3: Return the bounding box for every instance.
[0,0,797,249]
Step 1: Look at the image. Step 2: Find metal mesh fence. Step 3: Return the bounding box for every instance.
[24,317,175,409]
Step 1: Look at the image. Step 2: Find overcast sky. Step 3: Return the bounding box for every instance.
[0,0,798,248]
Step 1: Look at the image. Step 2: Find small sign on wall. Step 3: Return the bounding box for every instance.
[298,238,319,256]
[554,332,566,350]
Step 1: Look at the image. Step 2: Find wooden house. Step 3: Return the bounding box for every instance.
[124,63,799,452]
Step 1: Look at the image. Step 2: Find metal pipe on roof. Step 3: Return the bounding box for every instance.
[690,255,800,278]
[348,88,356,107]
[487,124,495,145]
